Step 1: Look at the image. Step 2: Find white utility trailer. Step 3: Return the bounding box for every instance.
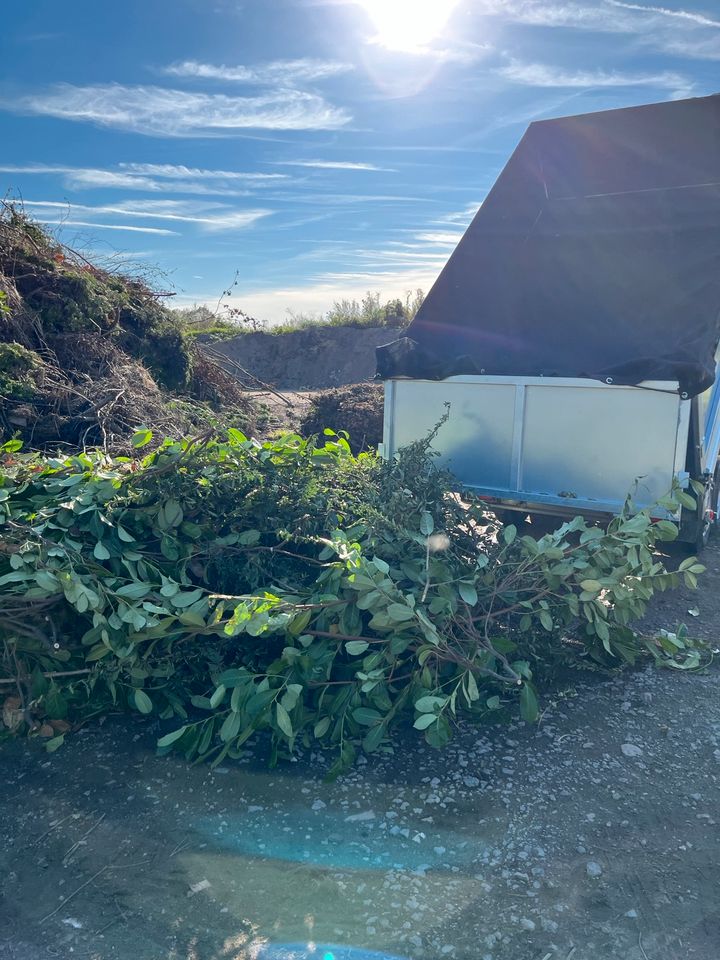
[381,373,720,548]
[377,94,720,549]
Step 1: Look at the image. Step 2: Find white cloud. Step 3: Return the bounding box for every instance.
[162,58,353,83]
[35,219,178,235]
[22,199,271,232]
[437,201,482,225]
[5,83,351,136]
[497,59,691,94]
[272,160,395,171]
[415,230,465,245]
[0,162,285,196]
[474,0,720,58]
[118,163,284,181]
[605,0,720,29]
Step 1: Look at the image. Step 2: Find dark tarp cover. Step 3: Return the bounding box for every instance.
[376,94,720,397]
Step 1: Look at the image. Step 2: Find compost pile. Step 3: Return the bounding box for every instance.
[0,205,257,451]
[300,382,384,453]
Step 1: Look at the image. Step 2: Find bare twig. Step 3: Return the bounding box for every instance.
[0,668,91,685]
[638,932,652,960]
[62,813,106,865]
[39,866,108,924]
[32,813,77,847]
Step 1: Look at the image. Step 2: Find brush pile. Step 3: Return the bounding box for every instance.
[0,204,257,451]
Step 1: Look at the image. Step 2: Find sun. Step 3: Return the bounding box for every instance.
[357,0,461,54]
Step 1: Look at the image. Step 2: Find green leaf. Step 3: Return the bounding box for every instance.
[132,428,153,448]
[209,684,227,709]
[157,726,188,748]
[519,683,539,722]
[465,672,480,702]
[503,524,517,545]
[220,711,241,743]
[345,640,369,656]
[238,529,261,545]
[161,499,184,529]
[386,603,414,622]
[116,525,135,542]
[413,713,438,730]
[133,689,153,714]
[93,541,111,560]
[86,643,110,661]
[420,511,434,536]
[414,695,445,713]
[653,520,679,540]
[218,668,250,687]
[115,581,149,599]
[539,609,553,631]
[362,723,386,753]
[34,570,59,592]
[276,702,293,738]
[171,588,204,608]
[313,716,331,739]
[486,695,501,710]
[352,707,383,726]
[458,581,478,606]
[579,579,602,593]
[45,734,65,753]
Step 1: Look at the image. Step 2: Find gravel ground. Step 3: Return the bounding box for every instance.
[1,541,719,960]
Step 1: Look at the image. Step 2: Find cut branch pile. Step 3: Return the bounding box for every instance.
[0,203,258,451]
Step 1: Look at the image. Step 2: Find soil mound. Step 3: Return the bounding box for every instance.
[210,324,403,390]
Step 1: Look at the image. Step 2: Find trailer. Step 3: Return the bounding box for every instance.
[377,94,720,549]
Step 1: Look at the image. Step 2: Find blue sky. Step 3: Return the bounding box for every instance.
[2,0,719,322]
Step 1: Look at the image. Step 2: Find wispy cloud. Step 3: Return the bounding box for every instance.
[497,59,691,94]
[437,201,482,225]
[3,83,351,136]
[0,162,285,196]
[35,220,178,236]
[162,57,353,83]
[474,0,720,59]
[22,199,271,232]
[271,160,395,171]
[605,0,720,29]
[119,163,284,181]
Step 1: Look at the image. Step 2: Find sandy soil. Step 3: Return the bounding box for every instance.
[1,541,720,960]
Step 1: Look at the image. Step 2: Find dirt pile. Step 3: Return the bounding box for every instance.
[299,382,384,452]
[0,206,257,450]
[209,323,403,390]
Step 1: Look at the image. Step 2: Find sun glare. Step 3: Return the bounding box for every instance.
[358,0,461,54]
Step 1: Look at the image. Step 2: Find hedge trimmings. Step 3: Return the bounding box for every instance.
[0,429,705,774]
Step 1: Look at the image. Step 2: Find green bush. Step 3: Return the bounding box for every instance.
[0,430,705,772]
